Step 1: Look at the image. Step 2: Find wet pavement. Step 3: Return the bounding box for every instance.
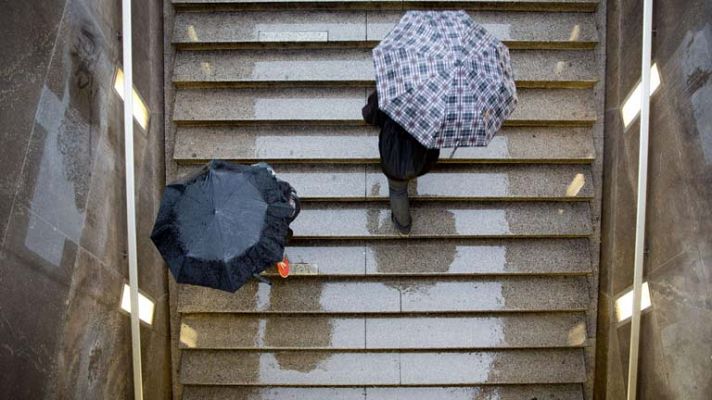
[179,276,589,313]
[180,312,587,349]
[180,349,585,385]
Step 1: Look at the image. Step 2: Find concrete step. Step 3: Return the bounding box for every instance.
[174,11,597,50]
[174,49,597,89]
[262,238,593,276]
[174,126,595,164]
[179,312,587,349]
[179,349,586,385]
[176,164,594,201]
[290,202,591,239]
[178,275,589,313]
[173,0,599,13]
[182,385,585,400]
[173,88,596,126]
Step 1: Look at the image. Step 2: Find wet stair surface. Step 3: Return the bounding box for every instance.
[165,0,603,399]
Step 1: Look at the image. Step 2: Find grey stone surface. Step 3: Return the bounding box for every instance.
[181,351,402,385]
[0,245,76,399]
[182,385,585,400]
[179,313,586,349]
[270,164,367,200]
[173,87,367,123]
[180,349,585,385]
[366,313,587,348]
[399,276,588,312]
[182,386,366,400]
[290,202,591,239]
[178,276,589,313]
[173,11,367,45]
[597,0,712,398]
[172,10,598,49]
[179,315,366,349]
[173,49,597,88]
[399,349,585,384]
[173,87,596,125]
[178,163,593,200]
[362,238,592,275]
[369,11,598,48]
[261,238,592,276]
[174,9,596,48]
[0,0,66,242]
[365,164,595,200]
[173,126,595,163]
[364,386,584,400]
[173,0,598,11]
[0,0,170,398]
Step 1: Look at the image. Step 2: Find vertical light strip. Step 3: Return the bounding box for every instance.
[121,0,143,399]
[627,0,654,399]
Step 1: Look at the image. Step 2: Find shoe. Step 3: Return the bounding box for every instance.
[391,213,412,236]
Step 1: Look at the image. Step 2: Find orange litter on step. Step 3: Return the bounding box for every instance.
[277,257,290,278]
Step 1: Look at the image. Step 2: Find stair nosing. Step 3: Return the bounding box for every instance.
[173,41,598,51]
[172,120,597,128]
[176,308,590,314]
[175,158,596,165]
[172,1,599,13]
[177,344,588,350]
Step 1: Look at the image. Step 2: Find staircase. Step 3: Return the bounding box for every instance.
[163,0,605,398]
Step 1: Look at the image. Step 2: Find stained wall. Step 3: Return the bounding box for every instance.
[596,0,712,398]
[0,0,170,398]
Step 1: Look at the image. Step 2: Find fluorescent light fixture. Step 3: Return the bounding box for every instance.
[120,284,155,325]
[615,282,652,322]
[180,323,198,348]
[113,68,150,130]
[187,25,199,42]
[566,173,586,197]
[621,64,661,128]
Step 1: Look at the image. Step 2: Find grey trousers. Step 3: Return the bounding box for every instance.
[388,178,411,227]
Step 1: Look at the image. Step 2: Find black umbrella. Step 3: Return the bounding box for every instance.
[150,160,299,292]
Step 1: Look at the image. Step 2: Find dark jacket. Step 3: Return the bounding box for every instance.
[362,92,440,181]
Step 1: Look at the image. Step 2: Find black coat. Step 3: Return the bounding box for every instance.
[362,92,440,181]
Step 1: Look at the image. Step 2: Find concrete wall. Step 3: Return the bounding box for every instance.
[596,0,712,398]
[0,0,170,398]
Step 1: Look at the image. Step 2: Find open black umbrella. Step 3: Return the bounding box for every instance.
[150,160,299,292]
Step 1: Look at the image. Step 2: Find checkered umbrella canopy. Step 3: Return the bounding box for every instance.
[373,10,517,148]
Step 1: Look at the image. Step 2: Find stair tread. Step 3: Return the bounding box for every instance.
[176,164,594,201]
[174,126,595,163]
[179,348,586,385]
[179,312,587,349]
[174,11,597,49]
[178,275,590,313]
[173,88,596,125]
[174,49,597,88]
[173,0,598,13]
[289,202,591,239]
[261,238,593,276]
[182,385,585,400]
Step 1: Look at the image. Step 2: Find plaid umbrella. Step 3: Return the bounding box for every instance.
[373,10,517,148]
